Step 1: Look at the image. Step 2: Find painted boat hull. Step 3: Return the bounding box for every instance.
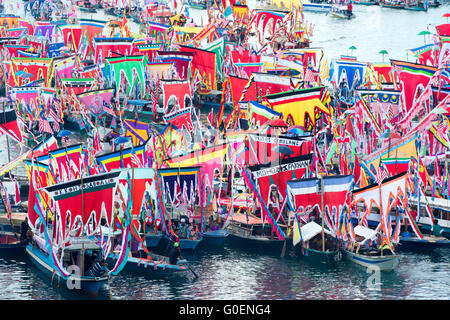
[302,3,332,12]
[343,249,400,271]
[201,229,229,247]
[398,236,450,251]
[145,233,163,248]
[146,234,202,251]
[330,11,355,19]
[26,244,108,297]
[106,253,188,276]
[355,1,378,5]
[296,246,340,265]
[179,237,203,251]
[404,6,427,10]
[0,233,27,252]
[227,232,288,253]
[380,3,405,8]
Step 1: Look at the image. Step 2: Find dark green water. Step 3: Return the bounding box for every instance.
[1,243,449,300]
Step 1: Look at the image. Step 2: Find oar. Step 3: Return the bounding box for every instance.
[280,239,287,258]
[186,263,199,278]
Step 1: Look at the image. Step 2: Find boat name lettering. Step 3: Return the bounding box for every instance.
[250,135,304,146]
[253,160,309,178]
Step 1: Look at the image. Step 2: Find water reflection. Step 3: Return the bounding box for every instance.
[0,244,450,299]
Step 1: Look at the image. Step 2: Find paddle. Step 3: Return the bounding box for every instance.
[280,240,287,258]
[186,263,199,279]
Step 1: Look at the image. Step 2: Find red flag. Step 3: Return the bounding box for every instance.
[207,108,216,127]
[353,155,361,184]
[14,179,20,204]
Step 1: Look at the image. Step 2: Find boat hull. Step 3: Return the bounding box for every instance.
[343,249,400,271]
[398,236,450,251]
[296,246,340,265]
[26,244,108,297]
[106,253,188,276]
[355,1,378,5]
[146,234,202,251]
[403,6,427,10]
[0,232,26,252]
[330,11,355,19]
[302,3,332,12]
[145,233,163,248]
[380,3,405,8]
[179,237,203,251]
[201,229,229,247]
[227,232,287,253]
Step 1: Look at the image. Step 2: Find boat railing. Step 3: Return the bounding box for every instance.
[228,223,253,238]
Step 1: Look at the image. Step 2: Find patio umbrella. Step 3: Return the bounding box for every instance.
[443,13,450,23]
[114,136,130,145]
[272,145,294,156]
[268,118,288,128]
[349,45,357,56]
[378,50,388,62]
[418,30,431,44]
[57,129,72,138]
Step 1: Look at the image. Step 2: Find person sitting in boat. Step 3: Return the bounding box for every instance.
[191,224,200,240]
[432,219,442,237]
[86,258,108,278]
[209,219,220,232]
[208,216,215,230]
[168,242,183,265]
[178,219,190,239]
[20,217,30,243]
[129,237,141,257]
[113,238,122,253]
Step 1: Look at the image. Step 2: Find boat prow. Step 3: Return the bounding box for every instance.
[26,242,108,297]
[201,229,229,247]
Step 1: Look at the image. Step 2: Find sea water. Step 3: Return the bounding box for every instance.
[0,0,449,300]
[1,245,450,299]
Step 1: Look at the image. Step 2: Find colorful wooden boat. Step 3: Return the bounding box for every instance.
[122,99,155,123]
[329,5,355,19]
[302,3,332,12]
[226,213,288,253]
[343,249,401,271]
[294,221,340,265]
[354,0,379,4]
[26,237,108,297]
[398,235,450,251]
[428,0,440,7]
[408,195,450,239]
[404,0,428,11]
[186,0,207,9]
[380,0,405,8]
[0,231,27,252]
[145,234,203,251]
[343,225,401,271]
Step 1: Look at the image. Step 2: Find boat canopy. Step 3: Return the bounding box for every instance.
[127,99,152,106]
[64,242,102,251]
[229,213,262,225]
[299,221,333,242]
[354,225,378,243]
